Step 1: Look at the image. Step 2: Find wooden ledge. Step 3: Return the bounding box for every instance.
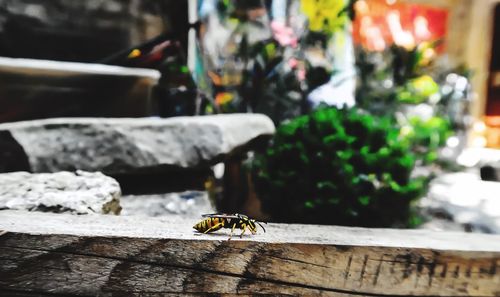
[1,210,499,296]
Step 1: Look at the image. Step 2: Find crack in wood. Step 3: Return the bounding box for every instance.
[489,260,497,276]
[359,255,369,286]
[181,239,223,293]
[390,258,396,276]
[441,263,448,278]
[454,265,460,278]
[417,256,425,274]
[227,245,332,269]
[268,253,332,268]
[344,254,353,284]
[366,257,442,266]
[466,262,473,278]
[373,256,383,286]
[240,242,265,279]
[428,260,436,287]
[414,256,426,288]
[402,259,413,279]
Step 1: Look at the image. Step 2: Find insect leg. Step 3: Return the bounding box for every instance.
[240,224,246,238]
[228,223,237,241]
[248,225,257,235]
[203,222,223,234]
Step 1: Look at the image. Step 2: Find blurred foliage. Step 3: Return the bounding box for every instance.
[397,75,440,104]
[400,116,453,164]
[249,42,470,227]
[198,0,355,124]
[212,38,306,123]
[355,42,471,165]
[252,107,426,227]
[355,43,440,115]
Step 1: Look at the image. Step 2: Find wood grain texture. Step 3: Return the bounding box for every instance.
[0,210,499,296]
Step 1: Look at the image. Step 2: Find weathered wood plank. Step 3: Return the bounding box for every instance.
[0,210,499,296]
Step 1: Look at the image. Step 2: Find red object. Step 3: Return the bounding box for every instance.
[352,0,448,51]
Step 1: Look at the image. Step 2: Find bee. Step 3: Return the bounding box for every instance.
[193,213,266,239]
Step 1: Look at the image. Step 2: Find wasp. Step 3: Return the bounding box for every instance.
[193,213,266,239]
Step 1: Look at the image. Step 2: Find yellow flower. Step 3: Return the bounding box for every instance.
[301,0,349,33]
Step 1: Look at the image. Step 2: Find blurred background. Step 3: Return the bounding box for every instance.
[1,0,498,145]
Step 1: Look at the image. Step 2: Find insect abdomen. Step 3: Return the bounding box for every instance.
[193,217,225,233]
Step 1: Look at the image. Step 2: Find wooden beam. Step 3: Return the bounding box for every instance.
[0,210,499,296]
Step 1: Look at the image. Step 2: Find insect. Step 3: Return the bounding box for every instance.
[193,213,266,239]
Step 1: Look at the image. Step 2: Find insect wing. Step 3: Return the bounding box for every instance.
[201,213,240,219]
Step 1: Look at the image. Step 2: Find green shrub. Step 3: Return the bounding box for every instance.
[252,107,426,227]
[401,116,453,164]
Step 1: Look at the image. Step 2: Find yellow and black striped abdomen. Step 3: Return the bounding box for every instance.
[193,217,225,233]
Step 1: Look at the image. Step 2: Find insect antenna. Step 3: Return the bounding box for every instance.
[256,221,267,233]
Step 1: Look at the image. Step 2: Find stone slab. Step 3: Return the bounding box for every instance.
[0,170,121,214]
[0,114,275,174]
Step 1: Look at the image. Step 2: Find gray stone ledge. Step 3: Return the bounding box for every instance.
[0,114,275,174]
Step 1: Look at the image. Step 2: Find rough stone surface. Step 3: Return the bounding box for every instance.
[120,191,215,217]
[0,170,121,214]
[0,114,275,174]
[419,171,500,234]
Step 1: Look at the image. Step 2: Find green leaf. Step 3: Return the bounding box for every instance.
[304,201,314,209]
[358,196,370,206]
